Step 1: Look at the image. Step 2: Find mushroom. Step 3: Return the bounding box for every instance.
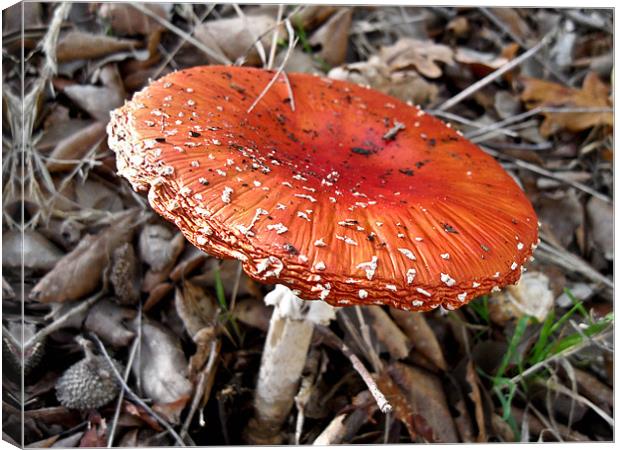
[107,65,538,441]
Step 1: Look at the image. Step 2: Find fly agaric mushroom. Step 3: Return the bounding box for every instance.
[107,65,538,441]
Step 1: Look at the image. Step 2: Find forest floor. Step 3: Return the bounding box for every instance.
[2,3,614,446]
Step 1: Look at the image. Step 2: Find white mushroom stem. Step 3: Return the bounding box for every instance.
[245,284,335,444]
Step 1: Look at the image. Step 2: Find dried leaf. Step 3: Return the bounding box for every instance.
[446,16,469,38]
[139,224,181,272]
[586,196,613,261]
[46,121,107,172]
[74,179,124,212]
[30,213,134,303]
[169,247,208,282]
[97,3,170,36]
[329,57,439,105]
[465,360,487,442]
[143,282,174,312]
[194,15,279,66]
[536,189,583,249]
[308,8,352,67]
[233,298,272,332]
[84,298,136,347]
[3,230,63,272]
[390,309,448,371]
[387,362,459,443]
[62,64,126,121]
[79,414,108,447]
[375,370,424,441]
[56,31,140,62]
[379,38,454,79]
[455,47,510,78]
[290,6,339,30]
[488,272,554,324]
[174,280,217,339]
[488,8,530,42]
[365,306,411,360]
[520,72,613,136]
[129,318,192,409]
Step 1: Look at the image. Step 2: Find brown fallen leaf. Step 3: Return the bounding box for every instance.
[169,247,208,282]
[375,369,427,441]
[62,64,126,121]
[79,413,107,447]
[290,5,339,30]
[29,213,134,303]
[379,38,454,79]
[232,298,272,332]
[365,306,411,360]
[97,3,169,36]
[464,360,487,442]
[387,362,459,443]
[56,31,140,62]
[390,309,448,371]
[455,47,510,78]
[143,282,174,312]
[46,121,107,173]
[308,8,352,67]
[520,72,613,136]
[174,280,218,339]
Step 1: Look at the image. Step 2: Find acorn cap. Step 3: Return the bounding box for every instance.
[56,353,123,410]
[108,66,538,311]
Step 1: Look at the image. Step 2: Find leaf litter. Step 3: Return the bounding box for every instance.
[4,4,613,446]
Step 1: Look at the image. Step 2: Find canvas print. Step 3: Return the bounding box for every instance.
[1,2,613,446]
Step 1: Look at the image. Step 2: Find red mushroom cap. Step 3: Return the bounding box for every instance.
[108,65,538,311]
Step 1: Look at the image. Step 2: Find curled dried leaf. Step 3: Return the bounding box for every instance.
[520,72,613,136]
[379,38,454,79]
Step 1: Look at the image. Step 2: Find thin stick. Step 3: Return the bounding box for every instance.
[130,2,231,65]
[436,32,554,111]
[180,338,221,439]
[481,145,612,204]
[246,34,299,113]
[89,334,186,447]
[466,106,613,141]
[107,333,141,447]
[267,5,284,70]
[479,7,570,86]
[281,71,296,112]
[315,325,392,414]
[25,291,103,349]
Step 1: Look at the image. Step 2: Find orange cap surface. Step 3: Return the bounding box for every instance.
[108,65,538,311]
